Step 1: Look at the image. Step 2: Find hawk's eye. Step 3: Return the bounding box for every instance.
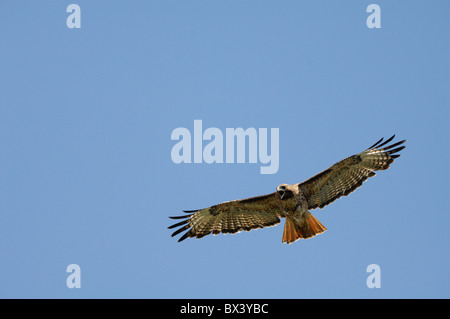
[277,186,286,199]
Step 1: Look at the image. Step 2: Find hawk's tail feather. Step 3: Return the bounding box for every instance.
[282,214,327,244]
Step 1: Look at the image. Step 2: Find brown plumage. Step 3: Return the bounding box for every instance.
[169,135,406,244]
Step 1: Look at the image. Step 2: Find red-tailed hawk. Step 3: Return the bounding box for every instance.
[169,135,406,244]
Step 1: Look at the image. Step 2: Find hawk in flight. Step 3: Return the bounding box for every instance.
[169,135,406,244]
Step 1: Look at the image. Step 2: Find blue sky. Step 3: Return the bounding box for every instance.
[1,1,449,298]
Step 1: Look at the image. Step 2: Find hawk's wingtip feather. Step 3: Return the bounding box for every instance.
[183,209,200,213]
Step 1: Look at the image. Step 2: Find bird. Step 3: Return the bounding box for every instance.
[169,135,406,244]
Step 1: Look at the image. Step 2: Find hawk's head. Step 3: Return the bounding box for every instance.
[276,184,294,200]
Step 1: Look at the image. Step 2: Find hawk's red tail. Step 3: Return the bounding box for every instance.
[282,213,327,244]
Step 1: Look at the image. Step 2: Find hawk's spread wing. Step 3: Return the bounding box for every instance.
[169,193,282,242]
[298,135,406,210]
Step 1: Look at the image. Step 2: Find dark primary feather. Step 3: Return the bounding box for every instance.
[168,135,406,243]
